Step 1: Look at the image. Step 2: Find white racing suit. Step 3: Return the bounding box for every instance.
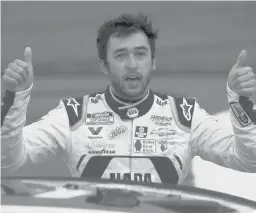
[1,84,256,184]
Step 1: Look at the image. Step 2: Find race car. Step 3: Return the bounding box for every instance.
[2,176,256,213]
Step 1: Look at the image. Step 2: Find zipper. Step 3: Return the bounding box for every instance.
[129,119,133,176]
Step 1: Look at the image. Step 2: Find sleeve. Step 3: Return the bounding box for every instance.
[190,84,256,172]
[1,84,71,174]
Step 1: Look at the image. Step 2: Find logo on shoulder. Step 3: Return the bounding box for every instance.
[180,98,193,121]
[90,94,102,104]
[67,98,80,117]
[156,98,168,106]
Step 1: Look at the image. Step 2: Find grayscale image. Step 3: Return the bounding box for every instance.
[1,1,256,213]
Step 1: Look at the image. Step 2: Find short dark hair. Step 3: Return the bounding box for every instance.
[96,13,159,62]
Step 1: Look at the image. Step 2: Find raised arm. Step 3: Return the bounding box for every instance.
[190,50,256,172]
[1,48,70,175]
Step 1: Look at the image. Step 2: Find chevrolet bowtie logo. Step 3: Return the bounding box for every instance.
[67,98,80,116]
[180,98,193,121]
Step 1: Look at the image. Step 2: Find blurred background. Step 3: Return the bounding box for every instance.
[1,1,256,200]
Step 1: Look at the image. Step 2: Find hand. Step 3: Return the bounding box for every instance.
[2,47,34,92]
[228,50,256,97]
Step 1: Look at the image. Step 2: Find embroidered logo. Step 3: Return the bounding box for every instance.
[180,98,193,121]
[66,98,80,117]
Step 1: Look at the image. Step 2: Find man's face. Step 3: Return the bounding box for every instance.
[102,31,156,100]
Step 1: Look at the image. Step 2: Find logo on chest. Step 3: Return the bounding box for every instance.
[134,126,148,138]
[133,139,156,153]
[150,115,172,126]
[150,128,176,137]
[126,107,139,118]
[87,142,116,155]
[88,127,103,139]
[86,111,114,125]
[157,139,176,152]
[108,126,128,140]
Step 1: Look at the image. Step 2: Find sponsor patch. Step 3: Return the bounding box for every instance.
[230,102,253,127]
[156,98,168,106]
[157,139,176,146]
[108,126,127,140]
[88,127,103,139]
[180,98,193,121]
[88,142,116,155]
[150,115,172,126]
[88,149,115,155]
[88,142,115,150]
[160,144,168,152]
[90,95,102,104]
[134,126,148,138]
[88,127,102,135]
[126,107,139,118]
[157,139,176,152]
[86,111,114,125]
[133,139,156,153]
[110,172,152,182]
[150,128,176,137]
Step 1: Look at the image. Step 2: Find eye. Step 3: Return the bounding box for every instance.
[135,51,147,57]
[115,53,127,59]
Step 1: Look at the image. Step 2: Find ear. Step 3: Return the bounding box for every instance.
[152,57,156,71]
[99,59,109,75]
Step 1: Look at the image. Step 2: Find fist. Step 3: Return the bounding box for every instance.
[2,47,34,92]
[228,50,256,97]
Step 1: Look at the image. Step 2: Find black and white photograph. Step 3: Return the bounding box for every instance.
[1,1,256,212]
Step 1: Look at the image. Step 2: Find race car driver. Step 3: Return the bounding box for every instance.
[1,13,256,184]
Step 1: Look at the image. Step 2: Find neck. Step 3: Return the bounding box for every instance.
[110,85,149,104]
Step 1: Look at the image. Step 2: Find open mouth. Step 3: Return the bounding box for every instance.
[126,77,141,81]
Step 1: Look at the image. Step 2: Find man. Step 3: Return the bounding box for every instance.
[1,13,256,184]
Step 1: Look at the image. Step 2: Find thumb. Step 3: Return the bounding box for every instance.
[24,47,32,65]
[235,49,247,68]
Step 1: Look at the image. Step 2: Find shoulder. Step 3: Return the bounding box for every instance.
[61,91,105,129]
[62,96,87,129]
[154,91,197,131]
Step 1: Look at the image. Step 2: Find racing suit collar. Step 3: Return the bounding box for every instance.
[104,85,154,119]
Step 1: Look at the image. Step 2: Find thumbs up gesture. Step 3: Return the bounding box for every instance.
[228,50,256,97]
[2,47,34,92]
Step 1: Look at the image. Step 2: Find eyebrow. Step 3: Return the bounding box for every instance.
[113,46,149,54]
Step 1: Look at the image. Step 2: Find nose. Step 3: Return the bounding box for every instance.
[126,54,138,70]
